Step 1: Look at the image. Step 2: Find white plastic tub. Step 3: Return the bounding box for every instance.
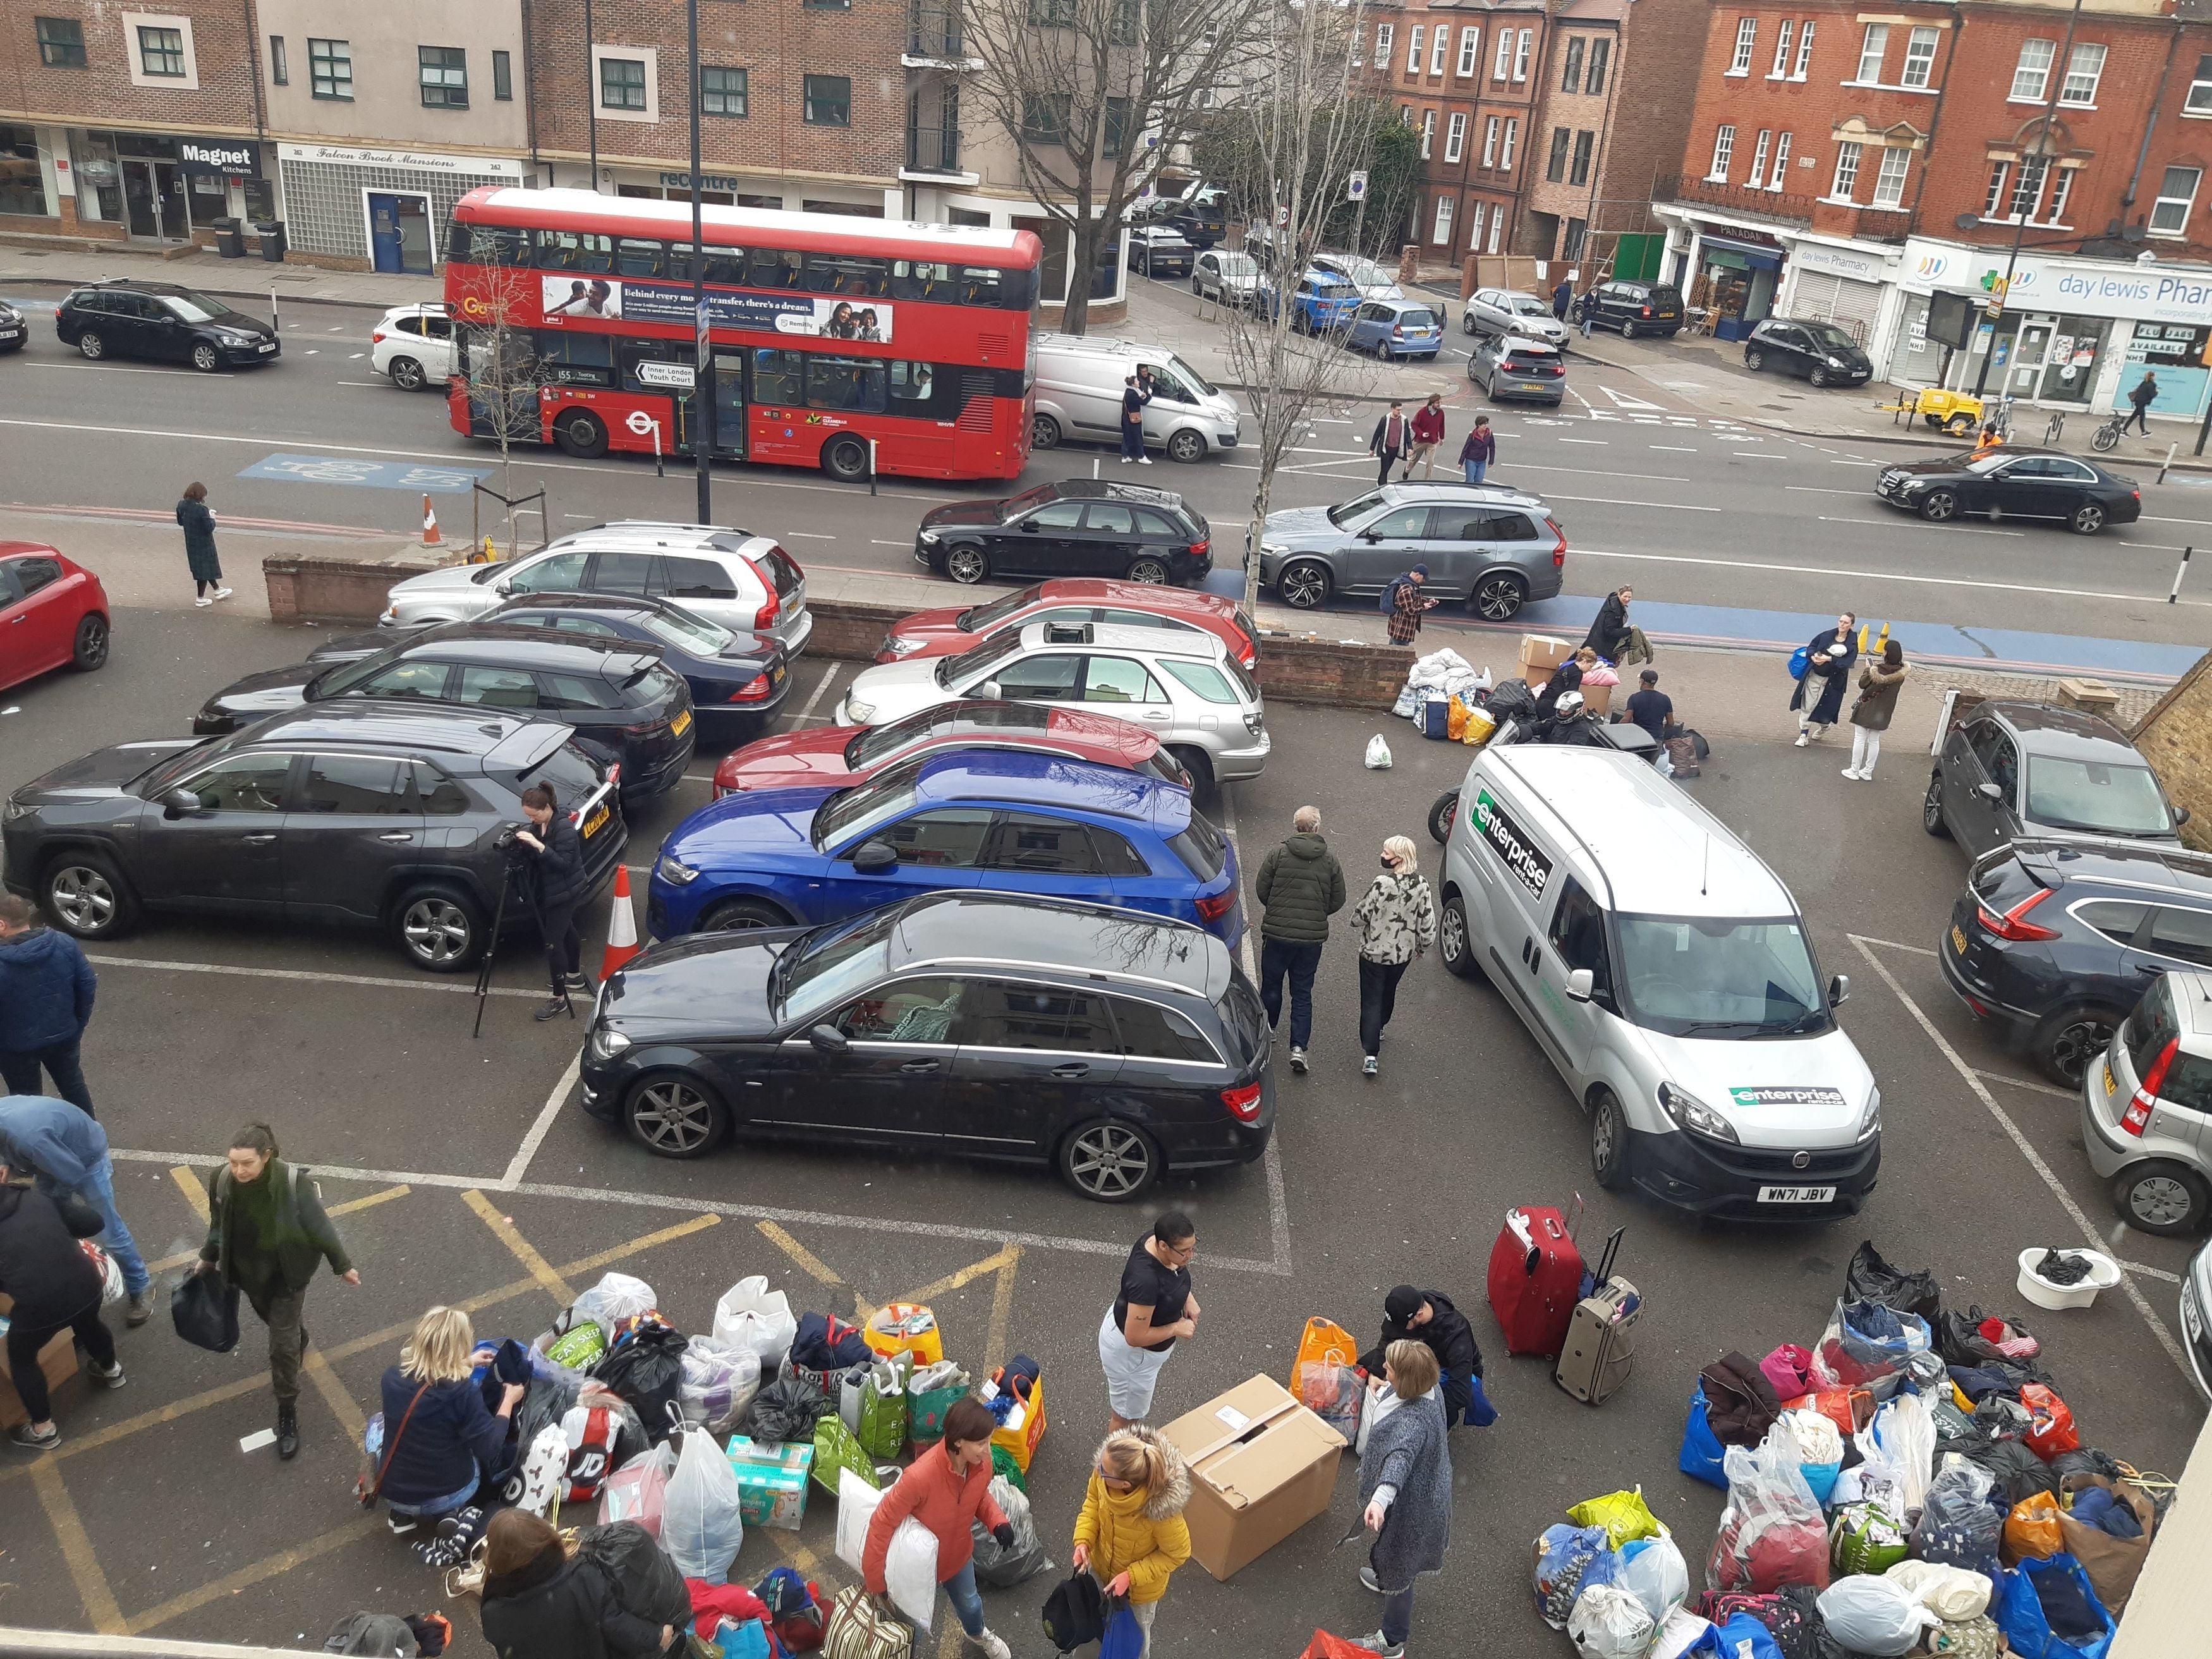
[2016,1246,2122,1310]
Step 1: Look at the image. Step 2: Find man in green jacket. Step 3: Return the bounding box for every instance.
[1252,806,1346,1074]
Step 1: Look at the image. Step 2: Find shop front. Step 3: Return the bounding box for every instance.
[1694,234,1782,341]
[1774,237,1900,360]
[60,130,270,243]
[276,143,525,272]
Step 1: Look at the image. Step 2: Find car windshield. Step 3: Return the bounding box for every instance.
[997,486,1058,520]
[774,909,898,1022]
[937,629,1026,689]
[957,584,1045,633]
[1327,490,1390,529]
[641,605,734,653]
[157,289,233,323]
[1217,254,1258,281]
[2026,756,2173,836]
[1964,454,2012,474]
[1507,295,1550,315]
[1167,353,1217,396]
[1802,323,1861,353]
[810,754,928,851]
[845,706,954,767]
[133,736,231,794]
[1612,913,1830,1038]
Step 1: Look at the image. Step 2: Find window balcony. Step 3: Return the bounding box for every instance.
[903,125,979,184]
[1658,171,1815,226]
[906,6,982,67]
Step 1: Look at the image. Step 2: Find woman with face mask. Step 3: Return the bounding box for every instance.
[1349,837,1437,1078]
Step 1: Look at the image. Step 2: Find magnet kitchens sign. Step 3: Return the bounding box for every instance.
[178,138,261,178]
[1473,788,1552,901]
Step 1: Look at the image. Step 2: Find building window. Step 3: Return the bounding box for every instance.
[2188,53,2212,114]
[1871,145,1909,208]
[702,64,747,117]
[2060,42,2105,105]
[1466,200,1485,251]
[1791,21,1813,78]
[1708,125,1734,181]
[1768,131,1791,190]
[1374,23,1393,67]
[1729,17,1756,75]
[1433,195,1453,245]
[1487,205,1505,253]
[2044,166,2074,223]
[1430,27,1447,74]
[267,33,286,84]
[36,16,85,68]
[1854,23,1886,83]
[1562,36,1584,92]
[1831,140,1861,200]
[308,37,351,99]
[1746,128,1770,189]
[1445,112,1466,162]
[2008,154,2048,219]
[419,46,467,109]
[1483,116,1499,166]
[1571,129,1594,186]
[1103,96,1130,156]
[806,0,851,8]
[1401,104,1413,126]
[602,56,647,110]
[1493,30,1512,79]
[138,25,185,76]
[1514,28,1532,80]
[806,75,854,125]
[1407,26,1423,74]
[1769,20,1792,78]
[1027,0,1076,23]
[1900,26,1938,88]
[2151,165,2201,235]
[1587,38,1610,94]
[1983,160,2010,217]
[1457,27,1479,77]
[1420,109,1435,159]
[493,49,511,100]
[1547,126,1571,181]
[1501,116,1519,167]
[1021,92,1069,142]
[2010,38,2053,101]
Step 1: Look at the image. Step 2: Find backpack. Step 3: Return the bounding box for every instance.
[560,1405,620,1504]
[1041,1569,1108,1654]
[1378,581,1399,616]
[576,1519,693,1631]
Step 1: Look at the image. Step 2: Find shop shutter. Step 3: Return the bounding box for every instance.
[1789,272,1883,345]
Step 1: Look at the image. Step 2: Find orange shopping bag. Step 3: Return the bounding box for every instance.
[1289,1316,1361,1393]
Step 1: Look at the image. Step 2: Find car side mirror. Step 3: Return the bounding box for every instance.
[162,787,204,819]
[851,840,897,873]
[1977,782,2004,804]
[977,679,1000,699]
[1359,531,1380,544]
[1829,973,1850,1007]
[1564,968,1594,1003]
[808,1024,851,1055]
[1019,520,1039,532]
[2177,806,2192,826]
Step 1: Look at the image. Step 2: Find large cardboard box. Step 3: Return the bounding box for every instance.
[1581,680,1613,717]
[1519,634,1571,679]
[1159,1375,1346,1581]
[0,1296,80,1431]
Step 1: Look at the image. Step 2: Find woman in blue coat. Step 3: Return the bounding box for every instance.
[1790,612,1857,744]
[177,482,231,605]
[374,1306,523,1531]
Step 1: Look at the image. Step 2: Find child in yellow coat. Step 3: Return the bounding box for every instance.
[1071,1426,1193,1656]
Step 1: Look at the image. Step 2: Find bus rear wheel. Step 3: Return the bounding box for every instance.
[823,435,870,483]
[554,410,607,459]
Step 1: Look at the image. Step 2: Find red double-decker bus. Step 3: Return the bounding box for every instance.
[442,188,1043,483]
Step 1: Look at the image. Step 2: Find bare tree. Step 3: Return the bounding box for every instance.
[965,0,1261,334]
[453,267,547,559]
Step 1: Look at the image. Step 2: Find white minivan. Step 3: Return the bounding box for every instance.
[1030,333,1243,464]
[1439,744,1881,1218]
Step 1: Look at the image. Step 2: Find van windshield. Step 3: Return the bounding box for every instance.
[1612,913,1830,1038]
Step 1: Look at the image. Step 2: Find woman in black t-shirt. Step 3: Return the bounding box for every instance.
[1098,1213,1199,1431]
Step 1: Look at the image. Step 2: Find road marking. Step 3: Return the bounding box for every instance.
[502,1053,581,1189]
[335,379,386,387]
[904,1241,1021,1306]
[305,1346,368,1443]
[126,1516,382,1636]
[171,1164,210,1222]
[464,1188,575,1303]
[1849,934,2190,1379]
[32,1462,126,1634]
[2118,1260,2184,1284]
[786,530,836,539]
[1478,461,1689,483]
[331,1182,411,1217]
[1572,544,2204,609]
[23,362,204,377]
[2138,515,2212,528]
[1788,485,1873,496]
[1816,515,2023,538]
[1546,493,1720,513]
[870,538,909,547]
[757,1219,865,1317]
[1557,437,1608,445]
[985,1246,1023,1375]
[1734,451,1786,459]
[796,662,841,720]
[1649,444,1699,452]
[348,351,365,358]
[88,952,543,999]
[1832,458,1877,465]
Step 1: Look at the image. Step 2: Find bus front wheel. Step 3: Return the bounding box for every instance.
[822,435,870,483]
[554,410,607,459]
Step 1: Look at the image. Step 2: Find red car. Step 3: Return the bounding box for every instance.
[873,578,1259,671]
[1,544,109,694]
[713,698,1189,798]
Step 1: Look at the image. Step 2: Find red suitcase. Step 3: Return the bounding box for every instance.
[1486,1203,1586,1358]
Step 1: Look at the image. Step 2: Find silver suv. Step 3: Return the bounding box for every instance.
[1255,483,1567,621]
[380,522,812,657]
[1462,287,1568,347]
[2084,969,2212,1235]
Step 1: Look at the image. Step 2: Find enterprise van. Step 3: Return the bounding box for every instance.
[1030,334,1243,465]
[1439,745,1880,1218]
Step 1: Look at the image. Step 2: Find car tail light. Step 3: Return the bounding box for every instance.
[729,673,774,703]
[371,329,387,344]
[1195,890,1234,923]
[1974,887,2060,942]
[2126,1035,2179,1135]
[1190,539,1210,560]
[753,589,781,631]
[1220,1081,1263,1122]
[1548,520,1567,569]
[1641,304,1653,317]
[1392,327,1405,338]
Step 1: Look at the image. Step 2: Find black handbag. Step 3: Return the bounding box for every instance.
[171,1269,241,1353]
[1040,1569,1107,1654]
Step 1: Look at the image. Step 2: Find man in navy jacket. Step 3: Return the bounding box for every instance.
[0,896,97,1116]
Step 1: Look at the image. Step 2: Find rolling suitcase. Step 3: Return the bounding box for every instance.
[1486,1201,1585,1358]
[1555,1228,1639,1405]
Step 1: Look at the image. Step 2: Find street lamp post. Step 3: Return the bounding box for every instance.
[689,0,715,525]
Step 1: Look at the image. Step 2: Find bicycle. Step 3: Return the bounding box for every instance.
[2090,411,2130,453]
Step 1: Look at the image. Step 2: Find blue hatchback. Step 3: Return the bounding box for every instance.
[648,748,1243,945]
[1288,270,1360,336]
[1346,299,1444,362]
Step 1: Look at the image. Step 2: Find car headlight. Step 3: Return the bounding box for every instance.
[1826,356,1847,368]
[1657,1081,1741,1145]
[655,852,700,885]
[1857,1086,1882,1143]
[382,604,402,622]
[884,636,921,655]
[918,530,940,545]
[588,1024,632,1060]
[844,698,876,723]
[3,794,28,822]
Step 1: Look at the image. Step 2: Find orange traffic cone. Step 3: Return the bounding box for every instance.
[420,495,442,547]
[600,864,640,980]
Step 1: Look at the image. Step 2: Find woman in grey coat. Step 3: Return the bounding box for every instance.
[1843,639,1907,782]
[177,482,230,605]
[1351,1339,1452,1658]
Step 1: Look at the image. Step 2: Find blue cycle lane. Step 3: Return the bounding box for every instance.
[237,453,490,492]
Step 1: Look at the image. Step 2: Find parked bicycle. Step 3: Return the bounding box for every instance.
[2090,411,2129,453]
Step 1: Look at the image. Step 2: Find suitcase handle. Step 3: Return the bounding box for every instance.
[1591,1226,1624,1286]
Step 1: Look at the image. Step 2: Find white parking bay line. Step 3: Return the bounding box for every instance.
[794,662,841,720]
[786,531,835,540]
[1573,544,2196,607]
[1213,782,1292,1274]
[1734,451,1785,459]
[1649,445,1699,453]
[870,539,909,547]
[1546,494,1720,513]
[501,1053,580,1189]
[86,953,540,998]
[1557,437,1608,446]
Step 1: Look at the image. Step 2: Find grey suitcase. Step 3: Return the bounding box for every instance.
[1555,1229,1638,1405]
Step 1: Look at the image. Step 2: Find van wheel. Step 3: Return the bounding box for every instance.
[1590,1088,1631,1192]
[1923,773,1952,837]
[1438,895,1476,978]
[1428,788,1458,846]
[2116,1162,2209,1236]
[554,410,607,458]
[1031,413,1062,451]
[1166,428,1206,464]
[822,435,870,483]
[1277,559,1331,609]
[1472,572,1527,621]
[944,544,990,585]
[2036,1006,2124,1088]
[626,1073,728,1159]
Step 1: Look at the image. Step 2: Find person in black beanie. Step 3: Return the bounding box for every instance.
[1358,1286,1483,1430]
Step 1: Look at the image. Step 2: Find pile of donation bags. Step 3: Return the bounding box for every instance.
[1529,1242,2166,1659]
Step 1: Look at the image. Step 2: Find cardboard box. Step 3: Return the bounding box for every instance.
[1519,634,1571,676]
[0,1297,79,1431]
[988,1375,1045,1474]
[1580,681,1613,717]
[1158,1375,1346,1581]
[726,1435,813,1531]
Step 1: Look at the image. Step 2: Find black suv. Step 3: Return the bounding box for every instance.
[1942,837,2212,1085]
[2,705,624,971]
[54,281,280,372]
[1573,281,1684,340]
[579,890,1273,1200]
[193,626,697,798]
[915,480,1213,587]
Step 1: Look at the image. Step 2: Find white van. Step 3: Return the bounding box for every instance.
[1030,333,1243,464]
[1439,744,1881,1218]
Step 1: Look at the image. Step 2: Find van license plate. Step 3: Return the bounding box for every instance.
[1757,1185,1836,1204]
[1950,924,1968,954]
[582,805,610,837]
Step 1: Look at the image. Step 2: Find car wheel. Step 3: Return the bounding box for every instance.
[190,341,221,374]
[2115,1162,2209,1236]
[42,852,138,939]
[1191,275,1203,295]
[1471,571,1528,621]
[1428,787,1458,846]
[1439,894,1476,979]
[1923,772,1952,838]
[1126,555,1171,585]
[553,410,607,459]
[76,331,104,360]
[944,544,990,585]
[1746,349,1765,372]
[702,897,794,932]
[389,355,427,392]
[1620,320,1637,339]
[1030,412,1062,451]
[71,612,109,671]
[1166,428,1206,464]
[1277,558,1332,609]
[1058,1117,1160,1202]
[1168,746,1213,793]
[2034,1006,2125,1088]
[392,885,483,971]
[625,1073,729,1160]
[1918,489,1960,523]
[2069,502,2108,535]
[1463,313,1478,336]
[1809,367,1830,389]
[1589,1087,1631,1192]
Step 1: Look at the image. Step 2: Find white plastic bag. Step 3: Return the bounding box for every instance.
[1861,1394,1935,1518]
[1364,734,1393,770]
[1784,1408,1844,1468]
[834,1466,883,1574]
[1816,1574,1936,1657]
[1392,684,1418,719]
[1568,1583,1655,1659]
[1619,1531,1689,1626]
[1650,1607,1713,1659]
[599,1442,678,1533]
[1884,1560,1991,1622]
[661,1426,746,1584]
[713,1275,798,1371]
[569,1272,655,1337]
[678,1335,762,1433]
[885,1517,940,1633]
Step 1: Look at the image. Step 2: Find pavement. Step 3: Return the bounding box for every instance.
[1,599,2204,1656]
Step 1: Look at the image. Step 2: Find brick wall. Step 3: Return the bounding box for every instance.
[1588,0,1704,245]
[2132,648,2212,854]
[0,1,258,131]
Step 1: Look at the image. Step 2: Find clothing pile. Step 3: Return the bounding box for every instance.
[1393,648,1491,738]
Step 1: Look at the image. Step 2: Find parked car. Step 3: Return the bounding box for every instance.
[1346,299,1444,362]
[578,890,1273,1198]
[1926,700,2185,859]
[2082,969,2212,1234]
[1462,288,1567,346]
[1287,270,1361,334]
[1743,318,1872,388]
[875,578,1257,670]
[192,626,698,798]
[1030,334,1243,463]
[1126,225,1196,278]
[370,302,454,392]
[0,544,108,693]
[914,480,1213,587]
[1193,250,1268,310]
[1875,447,2141,535]
[1255,483,1567,620]
[1136,185,1227,247]
[2184,1242,2212,1396]
[1,705,624,971]
[712,699,1191,798]
[1572,281,1684,339]
[1311,253,1405,301]
[379,522,813,657]
[1470,335,1567,404]
[0,300,25,353]
[54,279,281,371]
[1943,837,2212,1086]
[836,619,1269,787]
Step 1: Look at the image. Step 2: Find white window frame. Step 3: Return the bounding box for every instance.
[1830,140,1861,202]
[1374,23,1394,69]
[1746,128,1770,189]
[1493,30,1514,79]
[1430,27,1448,75]
[2151,164,2201,236]
[1854,23,1887,85]
[1467,199,1486,252]
[1729,16,1756,75]
[1871,145,1909,209]
[2008,153,2049,221]
[1983,160,2012,218]
[1792,20,1815,79]
[1770,20,1792,78]
[1457,27,1480,76]
[2010,39,2053,102]
[1483,116,1500,166]
[1708,124,1735,181]
[1407,25,1423,74]
[2043,165,2074,225]
[2060,42,2105,106]
[1900,26,1938,88]
[591,43,659,122]
[1502,116,1519,169]
[2187,52,2212,115]
[1514,29,1532,80]
[1421,109,1435,158]
[1445,111,1468,162]
[1769,131,1792,190]
[1433,194,1454,245]
[123,11,200,89]
[1488,204,1505,253]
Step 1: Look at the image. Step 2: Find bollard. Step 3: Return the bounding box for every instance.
[868,437,878,498]
[2160,442,2179,486]
[2170,545,2193,604]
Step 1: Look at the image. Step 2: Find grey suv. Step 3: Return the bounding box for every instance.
[1254,483,1567,620]
[1926,700,2187,860]
[1,704,625,971]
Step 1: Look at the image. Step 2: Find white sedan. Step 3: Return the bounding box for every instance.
[370,303,454,392]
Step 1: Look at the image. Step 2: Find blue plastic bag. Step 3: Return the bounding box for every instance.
[1678,1383,1728,1490]
[1466,1374,1499,1428]
[1713,1612,1785,1659]
[1995,1556,2115,1659]
[1100,1605,1145,1659]
[713,1619,771,1659]
[1788,645,1812,681]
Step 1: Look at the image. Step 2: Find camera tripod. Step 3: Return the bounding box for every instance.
[472,857,576,1037]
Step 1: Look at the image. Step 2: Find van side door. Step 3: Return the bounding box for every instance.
[1534,877,1614,1076]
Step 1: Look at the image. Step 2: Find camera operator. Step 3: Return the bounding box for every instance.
[511,786,590,1021]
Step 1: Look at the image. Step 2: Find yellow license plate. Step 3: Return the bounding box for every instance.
[582,805,610,837]
[671,710,693,736]
[1950,924,1967,954]
[2103,1060,2115,1095]
[771,665,785,684]
[1521,382,1547,391]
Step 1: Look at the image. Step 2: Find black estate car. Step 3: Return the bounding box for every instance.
[579,890,1273,1200]
[193,626,697,798]
[1743,318,1873,388]
[1875,446,2142,536]
[1942,837,2212,1085]
[55,280,280,372]
[915,480,1213,588]
[2,705,624,971]
[1572,281,1684,339]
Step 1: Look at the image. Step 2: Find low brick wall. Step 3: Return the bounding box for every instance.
[263,545,453,624]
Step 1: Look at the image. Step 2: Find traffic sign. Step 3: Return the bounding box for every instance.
[1348,170,1369,202]
[1984,276,2008,321]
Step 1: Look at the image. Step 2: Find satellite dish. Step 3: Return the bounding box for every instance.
[1952,213,1982,231]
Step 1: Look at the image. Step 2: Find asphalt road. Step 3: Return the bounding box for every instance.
[4,279,2211,662]
[0,607,2201,1654]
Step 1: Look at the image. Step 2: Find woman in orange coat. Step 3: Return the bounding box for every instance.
[862,1396,1014,1658]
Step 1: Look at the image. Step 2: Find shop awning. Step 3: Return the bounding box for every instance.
[1699,234,1783,271]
